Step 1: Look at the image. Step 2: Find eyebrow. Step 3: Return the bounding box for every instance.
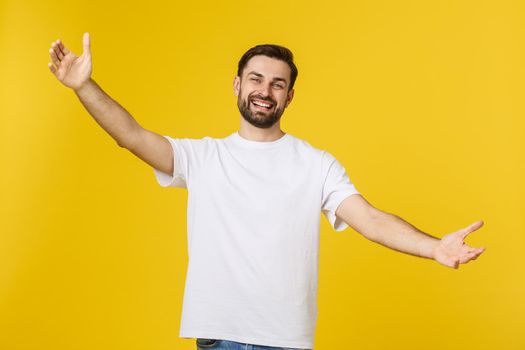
[247,71,288,84]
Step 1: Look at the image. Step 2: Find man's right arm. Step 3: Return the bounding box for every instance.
[48,33,174,176]
[74,79,174,176]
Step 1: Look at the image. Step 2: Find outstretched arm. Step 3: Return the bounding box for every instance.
[335,194,486,269]
[48,33,175,176]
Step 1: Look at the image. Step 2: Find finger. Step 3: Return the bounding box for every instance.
[451,258,459,269]
[466,246,485,253]
[442,256,459,269]
[467,250,483,261]
[82,32,91,56]
[57,39,70,55]
[474,247,486,255]
[459,220,484,239]
[48,62,57,74]
[459,251,478,263]
[54,39,66,57]
[469,252,481,261]
[51,42,63,61]
[475,247,485,257]
[461,247,485,263]
[461,246,484,259]
[462,242,478,251]
[52,41,64,59]
[49,48,60,67]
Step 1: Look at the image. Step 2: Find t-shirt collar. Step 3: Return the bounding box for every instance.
[229,131,291,149]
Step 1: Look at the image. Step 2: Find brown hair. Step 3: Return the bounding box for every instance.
[237,44,298,91]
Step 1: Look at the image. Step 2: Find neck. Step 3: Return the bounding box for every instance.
[238,119,285,142]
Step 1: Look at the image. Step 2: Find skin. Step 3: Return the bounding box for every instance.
[48,33,92,90]
[233,55,294,142]
[48,34,486,269]
[335,195,485,269]
[48,33,176,176]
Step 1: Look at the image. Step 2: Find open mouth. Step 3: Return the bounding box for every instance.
[251,98,274,111]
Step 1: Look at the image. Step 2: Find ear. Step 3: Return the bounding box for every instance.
[233,76,240,97]
[285,88,295,107]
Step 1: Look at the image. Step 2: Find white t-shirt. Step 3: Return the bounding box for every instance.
[152,131,360,349]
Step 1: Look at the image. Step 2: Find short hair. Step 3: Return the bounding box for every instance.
[237,44,298,91]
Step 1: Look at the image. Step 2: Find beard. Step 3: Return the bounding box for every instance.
[237,90,285,129]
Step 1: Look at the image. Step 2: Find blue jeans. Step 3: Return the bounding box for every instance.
[196,338,310,350]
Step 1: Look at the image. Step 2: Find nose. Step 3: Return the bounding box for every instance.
[258,83,272,98]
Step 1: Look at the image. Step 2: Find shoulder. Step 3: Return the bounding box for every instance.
[288,133,326,156]
[286,134,340,173]
[165,134,220,148]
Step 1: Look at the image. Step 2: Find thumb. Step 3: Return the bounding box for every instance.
[459,220,484,239]
[82,32,91,55]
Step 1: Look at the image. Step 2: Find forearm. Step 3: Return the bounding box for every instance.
[364,211,440,259]
[74,78,142,148]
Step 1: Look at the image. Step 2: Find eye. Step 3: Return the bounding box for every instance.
[273,83,284,89]
[251,78,261,83]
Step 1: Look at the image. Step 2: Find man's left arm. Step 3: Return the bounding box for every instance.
[335,194,486,269]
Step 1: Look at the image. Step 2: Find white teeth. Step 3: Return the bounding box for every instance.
[252,100,272,108]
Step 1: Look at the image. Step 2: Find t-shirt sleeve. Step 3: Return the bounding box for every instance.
[152,136,197,189]
[321,151,360,232]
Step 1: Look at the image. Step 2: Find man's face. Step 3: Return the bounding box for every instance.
[234,55,294,129]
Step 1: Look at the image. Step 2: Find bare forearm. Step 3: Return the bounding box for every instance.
[74,78,142,148]
[365,211,440,259]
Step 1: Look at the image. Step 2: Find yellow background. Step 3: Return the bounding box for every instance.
[1,0,523,349]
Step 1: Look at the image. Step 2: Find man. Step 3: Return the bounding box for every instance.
[48,33,486,350]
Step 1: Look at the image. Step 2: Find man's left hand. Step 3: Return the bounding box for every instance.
[432,220,486,269]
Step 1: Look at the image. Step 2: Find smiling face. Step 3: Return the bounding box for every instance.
[234,55,295,129]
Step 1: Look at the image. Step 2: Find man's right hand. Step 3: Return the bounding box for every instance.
[48,32,92,91]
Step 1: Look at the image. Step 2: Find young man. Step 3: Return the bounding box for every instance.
[48,33,486,350]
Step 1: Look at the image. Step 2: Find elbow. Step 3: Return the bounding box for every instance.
[116,140,127,148]
[116,133,137,149]
[360,209,387,241]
